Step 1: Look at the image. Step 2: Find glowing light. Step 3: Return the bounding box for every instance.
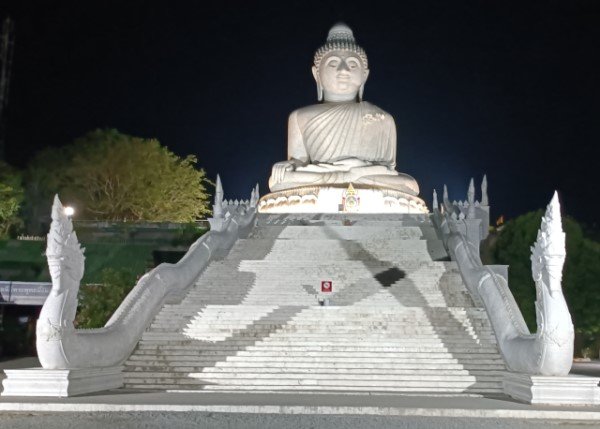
[64,206,75,217]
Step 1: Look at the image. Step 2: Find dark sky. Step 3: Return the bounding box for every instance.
[0,1,598,224]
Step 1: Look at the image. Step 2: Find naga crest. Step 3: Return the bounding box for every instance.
[46,195,85,294]
[531,191,566,298]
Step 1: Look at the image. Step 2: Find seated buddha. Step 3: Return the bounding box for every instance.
[268,23,420,197]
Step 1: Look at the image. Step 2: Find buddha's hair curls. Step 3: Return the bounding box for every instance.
[314,23,368,70]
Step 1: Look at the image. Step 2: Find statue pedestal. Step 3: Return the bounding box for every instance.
[503,372,600,405]
[258,185,428,214]
[2,366,123,397]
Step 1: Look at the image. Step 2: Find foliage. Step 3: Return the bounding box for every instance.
[75,268,137,329]
[0,161,24,237]
[26,129,211,222]
[23,147,71,234]
[0,239,154,283]
[490,210,600,353]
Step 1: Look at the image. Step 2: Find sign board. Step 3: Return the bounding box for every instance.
[321,280,332,293]
[0,282,52,306]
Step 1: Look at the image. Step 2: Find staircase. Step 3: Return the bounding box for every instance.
[123,214,506,393]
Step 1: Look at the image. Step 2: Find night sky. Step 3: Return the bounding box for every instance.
[0,1,598,225]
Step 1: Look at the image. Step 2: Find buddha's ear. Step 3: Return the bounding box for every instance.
[363,68,370,83]
[359,69,369,101]
[312,66,323,101]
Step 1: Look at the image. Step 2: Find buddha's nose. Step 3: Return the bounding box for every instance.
[337,60,350,72]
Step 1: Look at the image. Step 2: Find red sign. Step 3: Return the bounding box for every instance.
[321,281,333,293]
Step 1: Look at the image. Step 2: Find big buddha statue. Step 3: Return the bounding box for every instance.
[259,24,427,214]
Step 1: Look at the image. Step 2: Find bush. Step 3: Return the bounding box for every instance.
[490,211,600,357]
[75,268,137,329]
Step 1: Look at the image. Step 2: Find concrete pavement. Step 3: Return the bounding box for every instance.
[1,357,599,428]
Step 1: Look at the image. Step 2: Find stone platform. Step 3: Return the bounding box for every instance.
[257,185,428,214]
[1,391,599,429]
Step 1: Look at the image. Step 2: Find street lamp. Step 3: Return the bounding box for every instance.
[64,206,75,218]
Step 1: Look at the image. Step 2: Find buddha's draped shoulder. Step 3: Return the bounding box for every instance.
[293,102,396,165]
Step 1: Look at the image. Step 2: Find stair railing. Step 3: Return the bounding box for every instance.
[432,179,573,376]
[36,178,258,370]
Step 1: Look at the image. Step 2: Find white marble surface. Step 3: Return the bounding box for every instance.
[8,189,257,396]
[436,192,575,377]
[267,24,420,198]
[258,185,428,214]
[2,366,123,397]
[503,372,600,405]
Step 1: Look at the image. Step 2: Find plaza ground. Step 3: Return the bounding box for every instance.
[0,357,599,428]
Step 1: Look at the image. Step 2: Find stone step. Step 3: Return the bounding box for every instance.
[125,366,505,376]
[136,344,497,356]
[158,305,482,313]
[123,372,503,382]
[124,383,503,393]
[155,314,486,321]
[147,312,492,322]
[154,319,490,326]
[152,324,489,332]
[122,377,502,389]
[206,260,460,271]
[145,329,492,337]
[221,350,502,358]
[151,319,492,327]
[125,361,505,370]
[137,339,498,348]
[235,238,443,246]
[150,325,493,333]
[126,357,504,366]
[138,337,497,345]
[248,225,439,240]
[129,351,501,360]
[140,335,497,345]
[123,214,505,393]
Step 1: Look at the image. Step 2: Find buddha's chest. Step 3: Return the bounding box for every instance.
[300,103,393,162]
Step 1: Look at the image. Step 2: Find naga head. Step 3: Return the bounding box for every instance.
[531,191,566,297]
[46,195,85,295]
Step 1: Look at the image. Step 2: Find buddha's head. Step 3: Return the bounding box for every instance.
[313,24,370,102]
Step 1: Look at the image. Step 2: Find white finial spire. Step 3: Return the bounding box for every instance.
[213,175,224,218]
[467,178,476,219]
[467,178,475,205]
[481,174,489,206]
[443,184,449,204]
[250,183,260,207]
[432,189,438,211]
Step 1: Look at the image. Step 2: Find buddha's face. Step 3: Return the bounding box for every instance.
[313,50,369,101]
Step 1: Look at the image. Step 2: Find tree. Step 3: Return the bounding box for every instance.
[489,210,600,356]
[0,161,24,237]
[26,129,211,222]
[75,268,137,328]
[24,146,71,234]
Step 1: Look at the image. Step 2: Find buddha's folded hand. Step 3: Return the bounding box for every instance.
[332,158,370,168]
[271,161,295,184]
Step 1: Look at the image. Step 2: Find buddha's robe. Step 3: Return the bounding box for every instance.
[269,101,419,196]
[300,101,395,165]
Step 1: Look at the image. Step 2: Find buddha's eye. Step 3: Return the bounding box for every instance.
[328,60,339,67]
